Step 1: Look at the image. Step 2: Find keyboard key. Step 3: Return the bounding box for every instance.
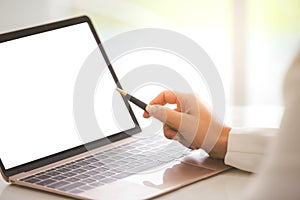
[125,157,136,163]
[83,165,97,170]
[57,168,69,173]
[36,175,51,180]
[90,182,104,187]
[77,161,89,166]
[131,154,146,160]
[101,159,114,163]
[126,144,137,148]
[68,165,81,169]
[85,158,99,163]
[100,177,116,184]
[93,162,105,167]
[85,155,93,159]
[128,161,162,173]
[70,189,83,194]
[113,166,126,172]
[63,172,76,177]
[112,172,132,179]
[138,147,148,151]
[73,169,86,174]
[59,182,85,191]
[48,181,70,189]
[36,179,56,186]
[101,171,115,177]
[75,174,90,179]
[126,161,142,168]
[79,185,94,191]
[65,177,80,182]
[101,151,115,156]
[65,162,76,166]
[168,152,185,159]
[137,158,153,164]
[108,149,121,155]
[74,158,85,162]
[158,156,175,163]
[20,175,35,181]
[146,154,164,161]
[23,178,41,184]
[119,152,133,157]
[46,171,61,176]
[107,163,118,169]
[56,165,67,169]
[82,178,97,184]
[110,168,123,173]
[95,167,109,172]
[35,171,46,175]
[127,149,140,154]
[120,165,134,170]
[94,154,108,159]
[92,175,105,180]
[86,170,99,176]
[113,160,128,166]
[53,175,67,181]
[45,168,56,173]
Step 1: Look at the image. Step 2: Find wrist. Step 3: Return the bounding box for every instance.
[208,126,231,159]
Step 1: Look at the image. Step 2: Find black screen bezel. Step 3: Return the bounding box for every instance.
[0,16,141,179]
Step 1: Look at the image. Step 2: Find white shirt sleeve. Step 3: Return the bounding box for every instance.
[224,128,278,173]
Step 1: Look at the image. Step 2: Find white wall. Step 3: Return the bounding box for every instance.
[0,0,70,33]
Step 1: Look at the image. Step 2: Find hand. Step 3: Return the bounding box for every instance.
[143,90,231,159]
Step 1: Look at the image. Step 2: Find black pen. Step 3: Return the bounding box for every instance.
[116,88,148,112]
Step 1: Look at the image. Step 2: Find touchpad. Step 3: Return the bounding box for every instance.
[143,162,215,190]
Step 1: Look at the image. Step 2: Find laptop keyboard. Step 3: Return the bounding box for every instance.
[20,136,190,195]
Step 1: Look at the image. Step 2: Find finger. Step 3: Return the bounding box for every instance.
[163,124,178,139]
[162,125,197,151]
[163,125,196,149]
[149,90,181,107]
[143,107,150,118]
[143,112,149,118]
[176,133,196,149]
[147,105,185,131]
[143,90,181,119]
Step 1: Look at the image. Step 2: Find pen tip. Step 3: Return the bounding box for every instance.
[116,88,127,96]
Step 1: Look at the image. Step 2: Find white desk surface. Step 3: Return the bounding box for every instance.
[0,106,283,199]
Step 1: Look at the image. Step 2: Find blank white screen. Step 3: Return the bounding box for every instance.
[0,22,135,169]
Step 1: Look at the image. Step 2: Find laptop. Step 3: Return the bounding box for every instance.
[0,16,230,199]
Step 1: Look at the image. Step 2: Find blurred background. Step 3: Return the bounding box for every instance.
[1,0,300,107]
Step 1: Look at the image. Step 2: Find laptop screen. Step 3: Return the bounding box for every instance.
[0,21,136,170]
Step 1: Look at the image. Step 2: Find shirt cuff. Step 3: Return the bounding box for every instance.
[224,128,278,173]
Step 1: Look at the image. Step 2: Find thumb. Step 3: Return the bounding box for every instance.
[147,105,182,131]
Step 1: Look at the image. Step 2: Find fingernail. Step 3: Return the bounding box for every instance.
[146,105,151,113]
[148,105,160,116]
